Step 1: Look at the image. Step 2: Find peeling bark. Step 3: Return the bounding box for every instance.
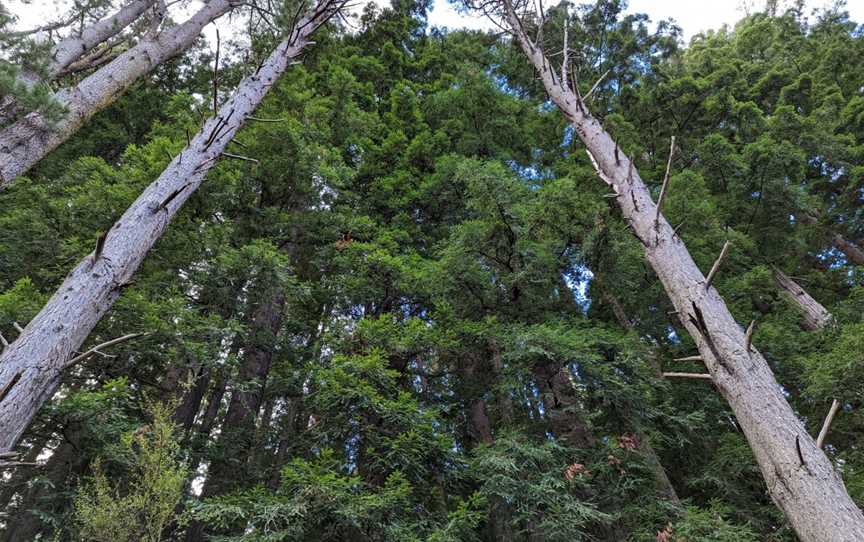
[501,3,864,539]
[0,0,343,453]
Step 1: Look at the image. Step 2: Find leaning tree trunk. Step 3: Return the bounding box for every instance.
[774,268,842,447]
[500,3,864,540]
[48,0,162,79]
[0,0,234,187]
[773,268,834,331]
[0,0,343,454]
[0,0,160,124]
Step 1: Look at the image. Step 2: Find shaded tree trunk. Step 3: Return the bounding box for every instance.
[0,1,341,455]
[833,234,864,266]
[0,434,87,542]
[501,4,864,539]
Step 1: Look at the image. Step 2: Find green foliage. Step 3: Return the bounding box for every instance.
[73,402,188,542]
[2,1,864,541]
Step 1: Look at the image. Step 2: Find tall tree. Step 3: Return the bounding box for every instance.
[491,0,864,539]
[0,0,345,456]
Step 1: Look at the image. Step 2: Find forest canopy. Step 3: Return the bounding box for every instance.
[0,0,863,540]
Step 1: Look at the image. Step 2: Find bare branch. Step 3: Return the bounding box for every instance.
[816,399,841,449]
[663,372,713,380]
[673,355,703,362]
[584,68,610,102]
[655,135,675,225]
[68,332,148,366]
[705,240,731,289]
[221,152,260,164]
[744,319,756,352]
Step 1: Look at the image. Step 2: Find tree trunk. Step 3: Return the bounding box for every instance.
[533,361,594,448]
[200,291,286,497]
[773,268,833,331]
[0,0,160,125]
[833,234,864,266]
[0,0,234,187]
[1,435,87,541]
[49,0,161,79]
[501,5,864,540]
[0,1,342,454]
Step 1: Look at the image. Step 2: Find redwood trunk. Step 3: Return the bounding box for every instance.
[503,5,864,539]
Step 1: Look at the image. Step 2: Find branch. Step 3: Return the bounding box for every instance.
[744,319,756,352]
[67,332,148,366]
[221,152,259,164]
[816,399,841,449]
[655,135,675,225]
[584,69,610,102]
[212,27,220,115]
[673,355,703,362]
[247,116,287,122]
[705,240,731,289]
[663,372,712,380]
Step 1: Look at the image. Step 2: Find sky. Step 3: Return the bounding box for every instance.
[6,0,864,48]
[424,0,864,41]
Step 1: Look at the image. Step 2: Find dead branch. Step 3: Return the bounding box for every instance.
[816,399,841,449]
[67,332,148,366]
[705,240,731,289]
[662,372,713,380]
[655,135,675,225]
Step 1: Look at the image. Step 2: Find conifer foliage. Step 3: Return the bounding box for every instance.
[0,0,863,540]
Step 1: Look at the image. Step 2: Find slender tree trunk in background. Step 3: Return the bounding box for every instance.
[185,292,286,542]
[773,268,833,331]
[501,3,864,539]
[533,361,594,448]
[460,353,513,541]
[833,234,864,266]
[266,398,300,490]
[0,434,87,541]
[170,364,212,432]
[197,292,285,490]
[594,279,680,503]
[0,0,236,187]
[185,364,229,475]
[0,0,343,455]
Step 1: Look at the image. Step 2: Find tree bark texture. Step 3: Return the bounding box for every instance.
[0,0,234,187]
[501,3,864,540]
[773,268,834,331]
[0,0,343,454]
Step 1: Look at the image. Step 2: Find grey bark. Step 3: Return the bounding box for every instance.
[501,3,864,540]
[773,268,834,331]
[774,269,842,450]
[0,0,235,187]
[48,0,161,78]
[0,0,343,454]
